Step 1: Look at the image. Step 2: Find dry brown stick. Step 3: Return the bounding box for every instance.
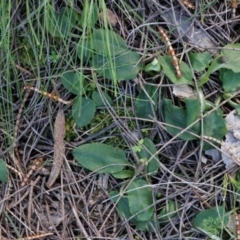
[23,85,72,105]
[21,158,43,187]
[8,64,36,179]
[9,88,32,178]
[16,232,53,240]
[14,64,36,78]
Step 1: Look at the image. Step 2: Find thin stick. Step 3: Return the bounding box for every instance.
[9,89,31,177]
[158,27,183,78]
[17,232,53,240]
[14,89,31,152]
[21,158,43,187]
[23,85,72,105]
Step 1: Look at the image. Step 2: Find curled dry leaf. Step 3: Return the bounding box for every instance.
[205,110,240,169]
[99,8,118,26]
[172,85,197,99]
[46,109,65,188]
[221,110,240,168]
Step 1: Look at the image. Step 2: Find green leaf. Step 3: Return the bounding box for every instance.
[163,98,227,145]
[76,39,92,63]
[61,72,85,95]
[202,108,227,150]
[110,191,132,217]
[91,49,142,81]
[72,97,96,127]
[89,29,142,81]
[219,68,240,92]
[193,206,229,237]
[111,170,135,179]
[92,91,113,107]
[158,55,193,85]
[189,52,212,72]
[221,43,240,72]
[158,200,180,222]
[134,219,159,232]
[72,94,82,118]
[0,159,7,183]
[110,190,158,231]
[91,29,128,55]
[199,44,240,86]
[162,98,201,140]
[136,138,159,175]
[144,58,161,73]
[135,85,158,119]
[127,179,154,222]
[132,145,141,153]
[79,1,98,28]
[198,55,224,86]
[73,143,128,173]
[45,6,78,37]
[229,172,240,191]
[185,98,201,126]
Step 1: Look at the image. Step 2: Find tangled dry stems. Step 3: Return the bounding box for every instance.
[1,0,240,239]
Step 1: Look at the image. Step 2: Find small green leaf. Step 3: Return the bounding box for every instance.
[110,190,158,231]
[45,6,78,37]
[193,206,229,237]
[73,143,129,173]
[111,170,134,179]
[90,29,142,81]
[219,68,240,92]
[162,98,201,140]
[134,218,159,232]
[135,85,158,119]
[202,108,227,150]
[163,98,227,146]
[136,138,159,175]
[221,43,240,72]
[0,159,8,183]
[199,44,240,86]
[198,55,223,86]
[127,179,154,222]
[138,139,144,145]
[92,91,113,107]
[158,55,193,85]
[158,200,180,222]
[132,145,141,153]
[72,97,96,127]
[76,39,92,63]
[189,52,212,72]
[61,72,85,95]
[144,58,161,73]
[91,29,128,55]
[91,49,142,81]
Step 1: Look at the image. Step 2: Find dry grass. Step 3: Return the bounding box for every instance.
[0,0,240,239]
